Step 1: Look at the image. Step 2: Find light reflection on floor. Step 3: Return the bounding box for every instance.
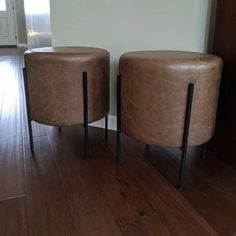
[0,51,23,141]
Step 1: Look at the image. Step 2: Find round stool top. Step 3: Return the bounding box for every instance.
[119,50,223,147]
[25,46,109,60]
[24,46,109,126]
[120,50,220,66]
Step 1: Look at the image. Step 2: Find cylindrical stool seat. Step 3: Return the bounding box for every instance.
[24,47,109,126]
[119,51,222,148]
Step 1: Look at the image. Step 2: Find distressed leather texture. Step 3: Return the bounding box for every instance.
[120,51,223,147]
[24,47,109,126]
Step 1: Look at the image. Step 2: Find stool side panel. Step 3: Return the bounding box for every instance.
[24,50,109,126]
[120,54,223,147]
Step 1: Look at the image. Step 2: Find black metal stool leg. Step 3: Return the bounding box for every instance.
[23,68,34,154]
[178,83,194,191]
[202,143,207,159]
[145,144,150,153]
[58,126,62,132]
[83,72,89,158]
[117,75,121,166]
[28,121,34,154]
[105,115,108,141]
[178,145,188,191]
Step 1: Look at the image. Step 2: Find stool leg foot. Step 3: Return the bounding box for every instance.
[117,130,121,166]
[83,72,89,159]
[202,143,207,159]
[178,83,194,191]
[178,146,187,191]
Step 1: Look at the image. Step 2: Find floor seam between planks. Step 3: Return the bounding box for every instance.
[0,194,26,202]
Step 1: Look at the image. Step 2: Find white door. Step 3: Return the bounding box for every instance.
[0,0,16,46]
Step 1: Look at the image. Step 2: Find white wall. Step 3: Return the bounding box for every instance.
[50,0,212,116]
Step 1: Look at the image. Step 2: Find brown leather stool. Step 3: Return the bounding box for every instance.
[118,51,223,190]
[23,47,109,158]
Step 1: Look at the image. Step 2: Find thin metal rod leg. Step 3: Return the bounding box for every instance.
[145,145,150,154]
[28,121,34,153]
[178,146,187,191]
[105,115,108,141]
[117,74,121,166]
[117,131,121,166]
[58,126,62,132]
[23,68,34,154]
[202,143,207,159]
[178,83,194,191]
[83,72,89,158]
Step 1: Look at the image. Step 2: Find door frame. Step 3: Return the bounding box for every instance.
[12,0,27,47]
[0,0,27,47]
[0,0,17,46]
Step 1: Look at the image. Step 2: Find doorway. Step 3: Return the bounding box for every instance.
[24,0,51,49]
[0,0,16,46]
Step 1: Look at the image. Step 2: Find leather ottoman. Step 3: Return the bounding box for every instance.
[23,47,110,157]
[118,50,223,190]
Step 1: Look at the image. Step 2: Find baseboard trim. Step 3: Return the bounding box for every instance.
[89,115,117,131]
[17,43,28,48]
[0,45,17,48]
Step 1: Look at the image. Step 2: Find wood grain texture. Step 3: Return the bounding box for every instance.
[47,125,218,235]
[106,136,218,236]
[24,137,77,236]
[46,127,122,236]
[115,135,236,236]
[0,48,235,236]
[54,127,155,224]
[0,196,27,236]
[0,53,25,199]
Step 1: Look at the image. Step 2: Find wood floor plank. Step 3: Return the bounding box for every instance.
[46,126,123,236]
[85,132,156,223]
[0,60,22,142]
[31,122,48,138]
[0,196,27,236]
[0,139,25,199]
[0,58,25,199]
[48,127,218,235]
[123,214,173,236]
[106,133,219,236]
[128,139,236,236]
[24,137,77,236]
[0,48,235,236]
[55,127,156,224]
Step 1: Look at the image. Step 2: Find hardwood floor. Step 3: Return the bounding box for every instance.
[0,48,236,235]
